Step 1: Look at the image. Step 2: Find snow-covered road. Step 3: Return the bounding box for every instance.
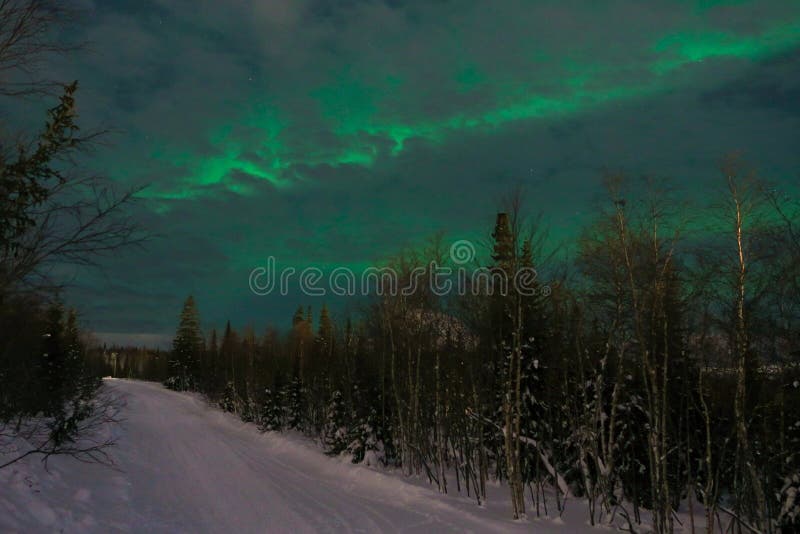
[2,379,575,533]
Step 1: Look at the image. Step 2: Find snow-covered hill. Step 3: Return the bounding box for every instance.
[0,379,597,533]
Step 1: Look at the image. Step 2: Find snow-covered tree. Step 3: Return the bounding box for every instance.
[322,390,347,455]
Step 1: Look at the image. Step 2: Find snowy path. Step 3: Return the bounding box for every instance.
[1,379,577,533]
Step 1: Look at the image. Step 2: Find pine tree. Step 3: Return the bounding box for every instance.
[218,320,239,409]
[322,389,347,455]
[347,404,387,467]
[168,295,203,391]
[240,326,258,422]
[285,376,305,430]
[220,381,237,413]
[259,387,284,431]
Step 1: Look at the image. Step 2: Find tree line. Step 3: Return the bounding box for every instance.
[2,2,798,531]
[105,165,800,532]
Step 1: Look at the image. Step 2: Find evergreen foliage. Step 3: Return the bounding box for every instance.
[166,295,203,391]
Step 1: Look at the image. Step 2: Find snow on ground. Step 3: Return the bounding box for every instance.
[1,379,627,533]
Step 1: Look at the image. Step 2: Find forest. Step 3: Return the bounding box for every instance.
[92,173,800,533]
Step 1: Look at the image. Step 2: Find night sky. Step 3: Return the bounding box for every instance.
[50,0,800,346]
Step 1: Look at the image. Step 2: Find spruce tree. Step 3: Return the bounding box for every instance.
[259,387,284,431]
[322,389,347,455]
[491,212,514,269]
[168,295,203,391]
[219,320,238,409]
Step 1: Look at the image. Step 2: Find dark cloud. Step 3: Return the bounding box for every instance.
[20,0,796,342]
[701,50,800,114]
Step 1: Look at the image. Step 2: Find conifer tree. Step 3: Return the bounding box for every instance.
[168,295,203,391]
[322,389,347,455]
[491,212,514,268]
[260,386,284,431]
[218,320,239,409]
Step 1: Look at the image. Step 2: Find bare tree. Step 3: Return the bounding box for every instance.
[0,0,79,96]
[693,155,773,530]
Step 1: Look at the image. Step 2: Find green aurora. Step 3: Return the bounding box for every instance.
[49,0,800,339]
[136,12,800,202]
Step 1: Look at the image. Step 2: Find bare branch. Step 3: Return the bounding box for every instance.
[0,0,82,96]
[0,385,124,470]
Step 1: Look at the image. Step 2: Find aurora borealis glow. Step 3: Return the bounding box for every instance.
[50,0,800,345]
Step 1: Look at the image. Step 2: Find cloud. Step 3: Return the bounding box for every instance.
[34,0,800,340]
